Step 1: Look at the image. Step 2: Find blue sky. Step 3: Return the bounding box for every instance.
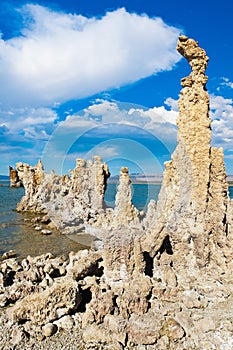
[0,0,233,175]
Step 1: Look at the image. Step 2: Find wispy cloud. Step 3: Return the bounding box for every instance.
[218,77,233,90]
[0,107,58,132]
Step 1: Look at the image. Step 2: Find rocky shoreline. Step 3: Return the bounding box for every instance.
[2,36,233,349]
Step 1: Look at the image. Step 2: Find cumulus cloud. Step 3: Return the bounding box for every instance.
[129,105,178,125]
[41,99,178,174]
[0,4,182,107]
[210,94,233,148]
[83,99,178,142]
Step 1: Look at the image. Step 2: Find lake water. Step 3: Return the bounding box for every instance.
[0,181,88,258]
[104,183,162,211]
[1,180,233,258]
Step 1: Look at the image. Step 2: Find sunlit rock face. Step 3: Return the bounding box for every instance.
[16,157,110,231]
[14,36,232,274]
[143,35,230,271]
[113,167,140,225]
[3,36,233,349]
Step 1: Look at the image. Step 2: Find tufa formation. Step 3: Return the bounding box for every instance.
[2,36,233,349]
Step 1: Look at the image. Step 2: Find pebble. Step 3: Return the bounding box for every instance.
[54,315,74,330]
[41,229,52,235]
[11,326,26,345]
[42,323,58,337]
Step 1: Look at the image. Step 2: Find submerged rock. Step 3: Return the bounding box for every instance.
[1,250,17,260]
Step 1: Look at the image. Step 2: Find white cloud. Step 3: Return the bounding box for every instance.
[61,115,98,129]
[23,127,50,140]
[219,77,233,90]
[41,99,178,174]
[164,97,179,112]
[86,145,120,159]
[0,106,58,133]
[84,100,119,118]
[83,99,178,140]
[0,5,182,107]
[135,105,178,125]
[210,94,233,148]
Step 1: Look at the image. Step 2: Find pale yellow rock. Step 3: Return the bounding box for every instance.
[127,312,163,345]
[42,323,57,337]
[9,166,22,188]
[103,232,145,284]
[116,275,152,318]
[113,167,139,225]
[82,324,112,344]
[160,318,185,341]
[143,35,230,272]
[53,315,74,330]
[8,278,81,325]
[194,317,216,333]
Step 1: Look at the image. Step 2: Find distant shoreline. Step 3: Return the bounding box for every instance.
[2,174,233,186]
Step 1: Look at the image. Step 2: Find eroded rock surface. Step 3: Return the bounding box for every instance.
[143,35,231,272]
[16,157,110,233]
[2,36,233,349]
[113,167,140,226]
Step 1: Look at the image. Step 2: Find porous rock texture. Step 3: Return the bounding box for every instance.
[113,167,140,226]
[143,35,232,272]
[16,156,110,233]
[2,36,233,349]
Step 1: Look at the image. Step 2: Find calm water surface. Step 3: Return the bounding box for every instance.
[104,183,162,211]
[0,181,87,258]
[1,181,233,258]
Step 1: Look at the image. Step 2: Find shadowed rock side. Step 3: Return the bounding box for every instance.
[2,36,233,349]
[9,166,23,188]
